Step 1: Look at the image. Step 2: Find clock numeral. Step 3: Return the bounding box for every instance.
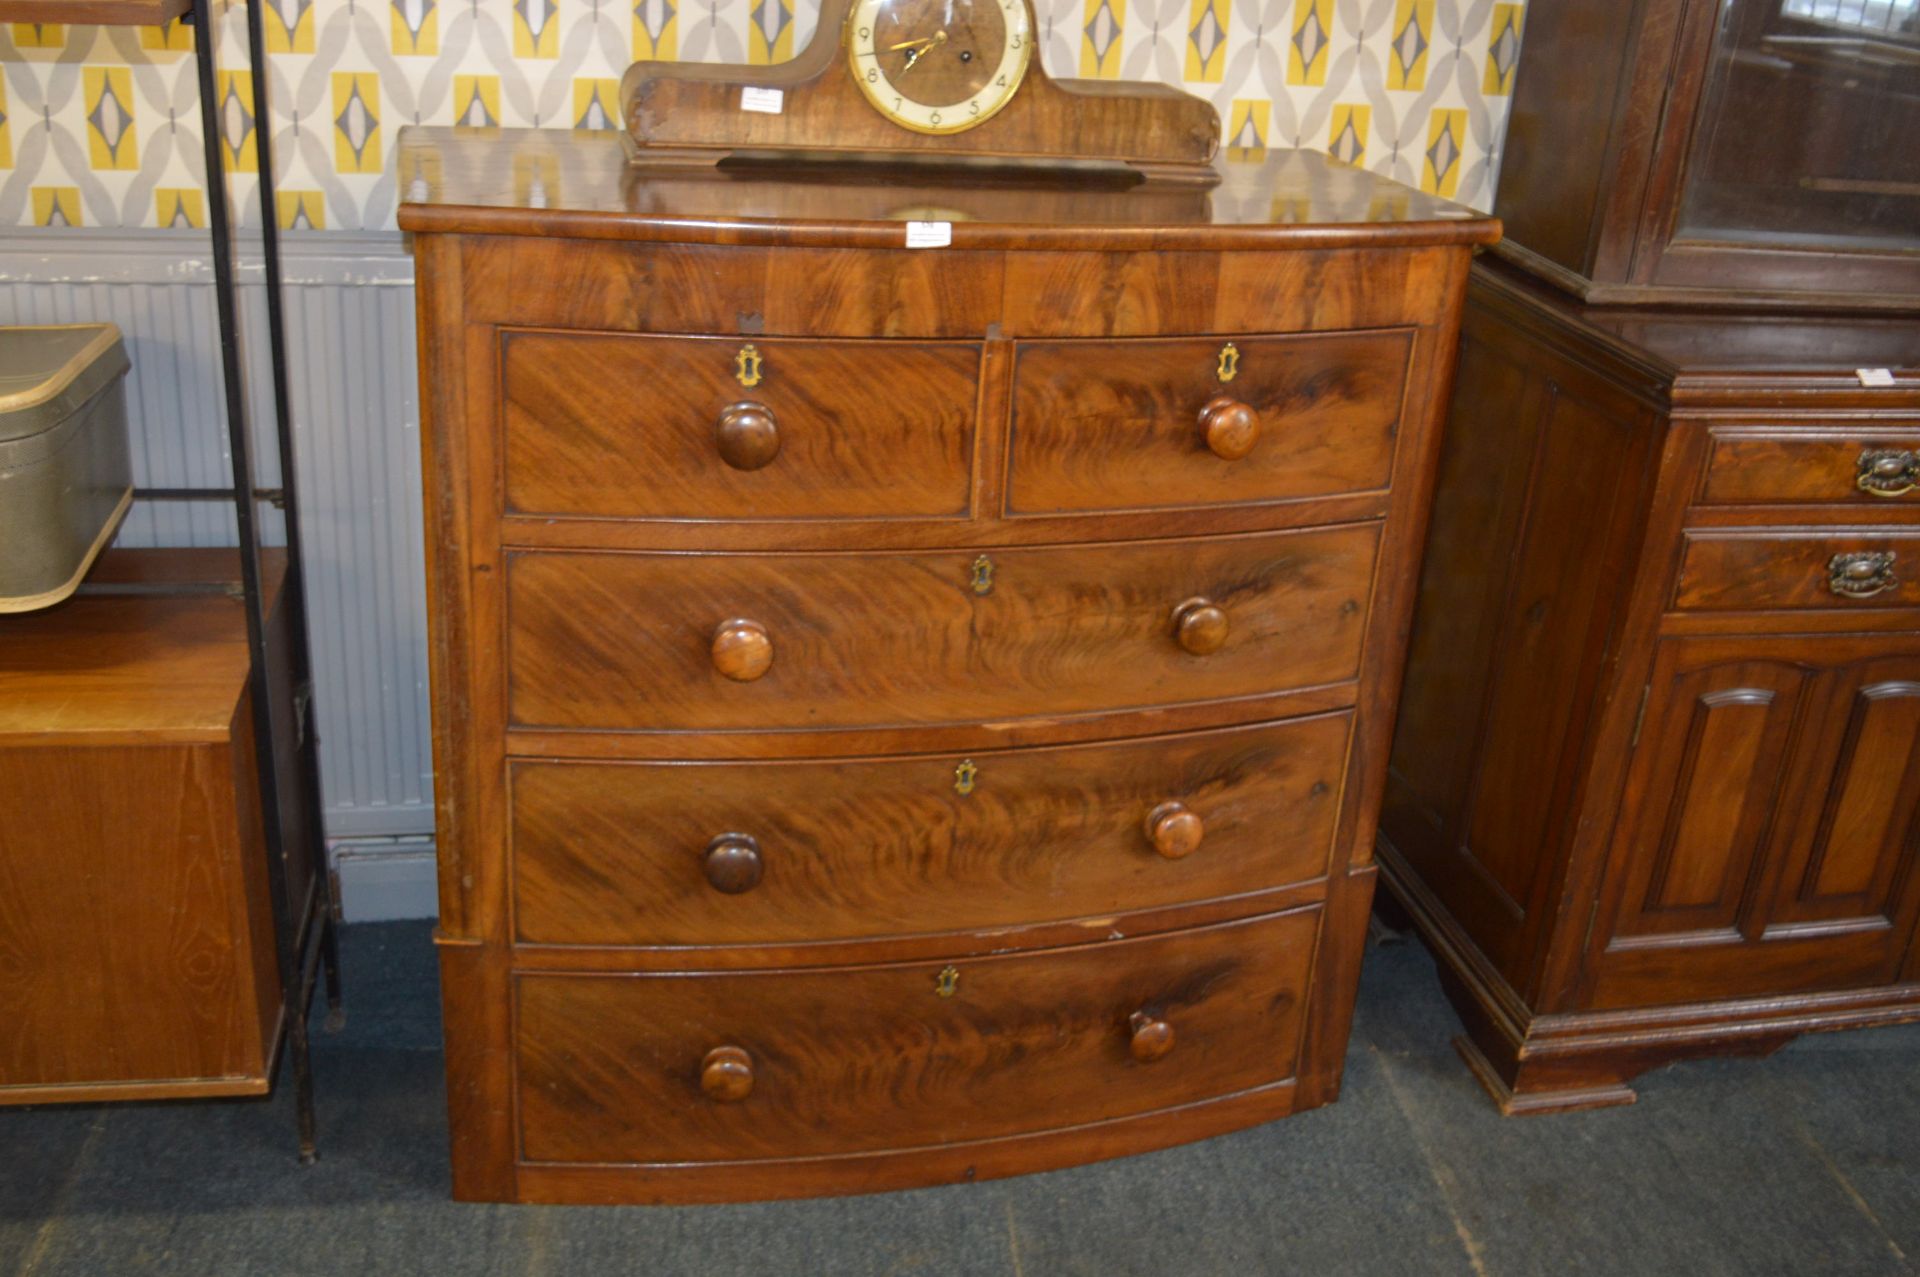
[969,99,980,114]
[867,67,879,81]
[996,73,1007,85]
[929,109,942,124]
[894,96,902,109]
[858,24,869,37]
[1011,33,1022,47]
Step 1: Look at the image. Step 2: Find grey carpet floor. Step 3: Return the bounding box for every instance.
[2,919,1915,1277]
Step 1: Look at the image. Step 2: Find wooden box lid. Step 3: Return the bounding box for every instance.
[0,548,285,747]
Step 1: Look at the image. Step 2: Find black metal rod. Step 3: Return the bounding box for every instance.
[134,486,285,505]
[189,0,281,859]
[191,0,320,1163]
[242,0,347,1071]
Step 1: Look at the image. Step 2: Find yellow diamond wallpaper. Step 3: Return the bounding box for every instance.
[0,0,1522,230]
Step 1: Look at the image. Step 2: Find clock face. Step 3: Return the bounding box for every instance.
[846,0,1034,135]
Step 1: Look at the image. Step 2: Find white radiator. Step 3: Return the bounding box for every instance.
[0,229,435,916]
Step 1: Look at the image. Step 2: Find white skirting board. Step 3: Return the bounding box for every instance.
[331,838,440,923]
[2,229,439,917]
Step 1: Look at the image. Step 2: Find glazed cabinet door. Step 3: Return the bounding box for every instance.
[1591,634,1920,1009]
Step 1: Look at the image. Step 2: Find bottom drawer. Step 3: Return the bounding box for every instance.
[515,907,1321,1166]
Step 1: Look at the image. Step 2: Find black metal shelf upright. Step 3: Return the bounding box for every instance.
[0,0,346,1161]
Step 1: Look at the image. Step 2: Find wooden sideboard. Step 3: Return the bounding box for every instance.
[1379,260,1920,1114]
[397,128,1496,1203]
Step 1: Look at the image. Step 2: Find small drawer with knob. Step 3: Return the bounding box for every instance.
[1696,424,1920,507]
[509,714,1350,947]
[505,524,1379,733]
[512,906,1322,1167]
[1673,531,1920,612]
[499,330,979,520]
[1005,330,1412,515]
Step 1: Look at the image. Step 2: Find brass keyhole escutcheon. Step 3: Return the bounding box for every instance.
[734,343,763,388]
[1216,342,1239,383]
[935,966,960,998]
[970,555,994,596]
[954,759,978,796]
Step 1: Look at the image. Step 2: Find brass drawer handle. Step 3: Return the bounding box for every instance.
[1198,395,1259,460]
[1856,449,1918,498]
[715,402,780,471]
[703,833,764,894]
[1129,1011,1175,1062]
[1171,597,1228,655]
[700,1046,754,1101]
[1143,801,1204,859]
[711,618,773,681]
[1828,551,1897,599]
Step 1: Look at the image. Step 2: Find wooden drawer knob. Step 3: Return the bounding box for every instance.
[711,619,773,681]
[1129,1011,1175,1062]
[715,403,780,471]
[1171,598,1228,655]
[1199,396,1259,461]
[703,833,764,893]
[700,1045,754,1102]
[1144,801,1204,859]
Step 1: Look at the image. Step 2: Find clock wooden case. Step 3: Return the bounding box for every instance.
[620,0,1220,180]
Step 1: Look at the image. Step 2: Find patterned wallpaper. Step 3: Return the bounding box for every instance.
[0,0,1523,231]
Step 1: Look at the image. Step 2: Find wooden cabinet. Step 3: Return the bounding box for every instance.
[1378,260,1920,1114]
[0,550,309,1102]
[399,129,1493,1202]
[1495,0,1920,309]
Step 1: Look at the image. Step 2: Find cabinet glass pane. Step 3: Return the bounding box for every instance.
[1676,0,1920,252]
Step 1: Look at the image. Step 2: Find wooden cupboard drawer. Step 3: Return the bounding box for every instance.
[514,907,1320,1165]
[500,330,978,519]
[511,714,1351,947]
[1699,426,1920,505]
[506,526,1378,732]
[1674,531,1920,611]
[1006,331,1411,514]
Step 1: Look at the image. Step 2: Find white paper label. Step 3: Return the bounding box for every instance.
[905,221,953,249]
[740,86,784,115]
[1857,367,1896,387]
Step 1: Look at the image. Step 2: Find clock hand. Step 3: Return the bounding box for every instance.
[895,28,948,70]
[886,33,938,49]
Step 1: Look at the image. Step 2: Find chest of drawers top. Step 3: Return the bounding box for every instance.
[396,129,1497,256]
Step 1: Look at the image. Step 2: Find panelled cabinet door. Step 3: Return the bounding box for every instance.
[1591,635,1920,1010]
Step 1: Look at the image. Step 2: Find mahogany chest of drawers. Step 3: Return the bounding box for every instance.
[398,129,1496,1203]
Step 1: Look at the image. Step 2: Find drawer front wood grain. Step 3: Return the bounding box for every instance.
[1007,331,1411,514]
[501,331,979,519]
[511,715,1351,946]
[1699,426,1920,506]
[1674,532,1920,611]
[514,907,1320,1165]
[506,526,1379,732]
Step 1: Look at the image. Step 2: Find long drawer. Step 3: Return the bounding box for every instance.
[514,907,1320,1165]
[511,714,1351,947]
[506,526,1379,733]
[1673,530,1920,611]
[1698,425,1920,506]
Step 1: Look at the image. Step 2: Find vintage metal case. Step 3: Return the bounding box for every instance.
[0,323,134,612]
